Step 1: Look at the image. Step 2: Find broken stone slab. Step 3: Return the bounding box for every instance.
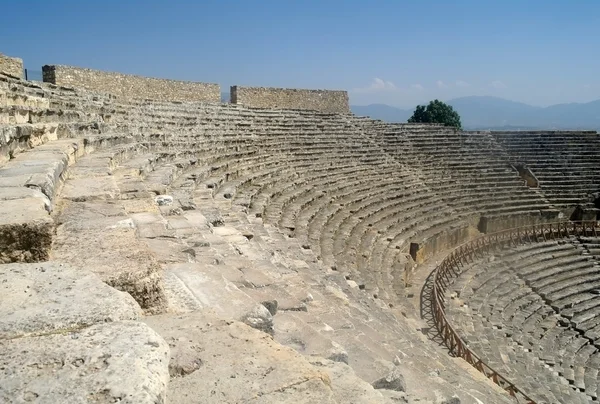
[182,211,211,228]
[162,262,257,318]
[60,175,120,201]
[0,186,51,212]
[155,194,173,206]
[238,266,275,288]
[372,367,407,392]
[143,311,335,404]
[274,312,349,364]
[309,357,402,403]
[0,139,82,198]
[242,303,275,335]
[0,321,169,404]
[0,197,52,263]
[0,262,141,339]
[261,299,279,315]
[52,201,167,313]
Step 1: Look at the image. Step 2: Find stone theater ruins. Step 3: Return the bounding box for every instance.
[1,51,599,403]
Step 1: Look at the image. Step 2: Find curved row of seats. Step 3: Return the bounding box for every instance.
[1,72,593,305]
[492,132,600,215]
[368,123,559,232]
[2,72,597,309]
[445,239,600,403]
[2,71,599,402]
[44,108,517,402]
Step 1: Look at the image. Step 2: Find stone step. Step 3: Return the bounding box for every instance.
[0,261,169,403]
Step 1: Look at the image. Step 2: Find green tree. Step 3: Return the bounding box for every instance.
[408,99,462,129]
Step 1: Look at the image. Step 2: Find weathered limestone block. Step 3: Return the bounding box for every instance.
[0,197,52,263]
[440,396,461,404]
[60,176,120,201]
[242,303,275,335]
[0,53,23,78]
[0,321,170,404]
[372,367,407,392]
[0,262,141,339]
[0,187,50,207]
[308,357,403,403]
[0,139,83,201]
[0,124,58,165]
[162,262,258,317]
[143,311,335,403]
[53,201,167,313]
[274,312,349,364]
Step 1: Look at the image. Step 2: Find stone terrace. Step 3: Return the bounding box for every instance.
[491,131,600,218]
[445,236,600,403]
[0,70,598,403]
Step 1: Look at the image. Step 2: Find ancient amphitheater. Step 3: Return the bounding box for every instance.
[1,51,599,404]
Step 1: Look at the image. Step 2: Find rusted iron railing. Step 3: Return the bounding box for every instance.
[432,221,599,404]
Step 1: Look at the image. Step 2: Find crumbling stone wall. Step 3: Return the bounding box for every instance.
[230,85,350,114]
[42,65,220,103]
[0,53,23,78]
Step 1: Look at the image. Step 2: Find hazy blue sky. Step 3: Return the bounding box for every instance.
[1,0,598,108]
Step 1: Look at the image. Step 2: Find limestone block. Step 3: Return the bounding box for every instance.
[60,176,120,201]
[440,397,461,404]
[183,211,208,229]
[0,140,81,200]
[0,262,141,339]
[308,357,394,404]
[372,367,407,392]
[274,312,349,364]
[242,303,275,335]
[52,201,166,313]
[0,197,52,263]
[0,187,51,211]
[154,194,173,206]
[0,321,169,404]
[163,262,257,317]
[143,311,334,403]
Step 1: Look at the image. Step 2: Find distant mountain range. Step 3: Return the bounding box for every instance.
[352,96,600,130]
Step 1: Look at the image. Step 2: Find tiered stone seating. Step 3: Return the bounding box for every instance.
[492,131,600,216]
[0,74,113,263]
[40,97,513,402]
[582,237,600,259]
[2,69,599,403]
[445,238,600,403]
[369,122,559,233]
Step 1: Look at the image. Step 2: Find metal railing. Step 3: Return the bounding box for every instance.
[432,221,599,403]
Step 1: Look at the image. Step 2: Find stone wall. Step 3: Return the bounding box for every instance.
[230,85,350,114]
[0,53,23,78]
[42,65,220,103]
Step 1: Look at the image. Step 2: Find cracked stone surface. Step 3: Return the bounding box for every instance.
[0,321,170,404]
[0,261,141,339]
[143,310,336,403]
[52,200,167,313]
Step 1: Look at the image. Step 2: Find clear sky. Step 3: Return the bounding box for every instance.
[1,0,598,108]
